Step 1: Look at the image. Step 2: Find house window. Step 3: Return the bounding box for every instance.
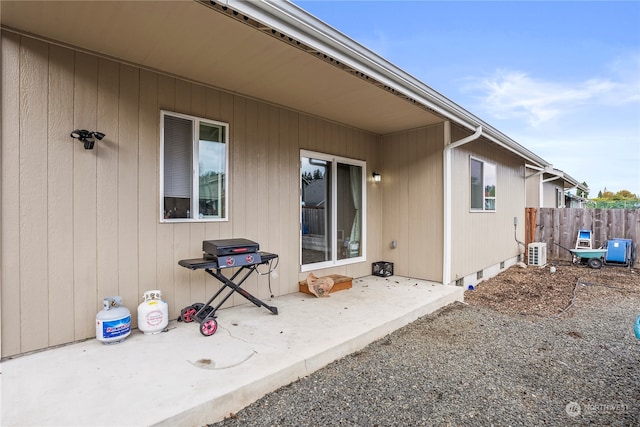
[300,150,366,270]
[470,157,496,211]
[160,110,228,222]
[556,188,564,208]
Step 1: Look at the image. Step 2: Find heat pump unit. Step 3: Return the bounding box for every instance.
[528,243,547,266]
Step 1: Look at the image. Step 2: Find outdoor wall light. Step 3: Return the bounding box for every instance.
[372,172,381,182]
[70,129,105,150]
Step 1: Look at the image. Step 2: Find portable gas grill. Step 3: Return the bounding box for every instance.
[178,238,278,336]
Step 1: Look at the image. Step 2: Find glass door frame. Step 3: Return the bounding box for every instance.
[300,149,367,272]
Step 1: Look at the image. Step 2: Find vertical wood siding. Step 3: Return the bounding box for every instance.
[380,125,444,281]
[0,32,380,357]
[20,36,50,352]
[543,183,560,208]
[449,129,526,280]
[48,45,76,347]
[1,31,22,357]
[525,172,541,208]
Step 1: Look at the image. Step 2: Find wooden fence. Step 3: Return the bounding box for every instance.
[302,206,325,235]
[527,208,639,267]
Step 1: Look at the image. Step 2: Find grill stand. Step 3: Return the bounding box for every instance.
[178,252,278,336]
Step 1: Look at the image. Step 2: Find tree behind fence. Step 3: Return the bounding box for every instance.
[532,208,639,267]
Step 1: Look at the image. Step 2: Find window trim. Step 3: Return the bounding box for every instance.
[160,110,229,223]
[469,156,497,212]
[300,150,367,272]
[556,187,564,208]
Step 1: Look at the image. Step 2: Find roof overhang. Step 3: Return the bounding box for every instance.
[1,0,443,134]
[1,0,550,167]
[538,167,588,192]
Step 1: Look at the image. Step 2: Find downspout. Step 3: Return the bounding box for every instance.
[535,166,560,208]
[525,165,545,208]
[443,122,483,286]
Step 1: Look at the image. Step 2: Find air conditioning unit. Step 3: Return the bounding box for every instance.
[528,242,547,266]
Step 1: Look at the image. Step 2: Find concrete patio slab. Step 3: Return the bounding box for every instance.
[1,275,463,426]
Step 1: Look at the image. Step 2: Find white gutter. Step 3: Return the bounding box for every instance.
[443,122,483,286]
[223,0,478,129]
[222,0,550,168]
[219,0,554,281]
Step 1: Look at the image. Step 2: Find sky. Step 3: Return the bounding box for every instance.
[294,0,640,197]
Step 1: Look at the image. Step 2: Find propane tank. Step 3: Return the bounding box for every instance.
[96,297,131,344]
[138,290,169,335]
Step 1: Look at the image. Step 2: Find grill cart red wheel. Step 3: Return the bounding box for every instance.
[200,318,218,336]
[180,306,197,323]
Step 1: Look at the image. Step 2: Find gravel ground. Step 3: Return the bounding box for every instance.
[212,267,640,426]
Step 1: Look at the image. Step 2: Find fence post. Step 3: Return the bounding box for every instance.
[525,208,536,264]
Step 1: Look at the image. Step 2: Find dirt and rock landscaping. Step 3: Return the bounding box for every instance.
[214,262,639,426]
[465,261,639,317]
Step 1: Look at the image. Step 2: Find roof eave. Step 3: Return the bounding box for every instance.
[226,0,550,167]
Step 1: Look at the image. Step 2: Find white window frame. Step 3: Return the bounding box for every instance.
[300,150,367,272]
[470,156,496,212]
[556,188,564,208]
[160,110,229,223]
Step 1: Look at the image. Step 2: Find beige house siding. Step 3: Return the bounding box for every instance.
[525,171,541,207]
[542,182,563,208]
[380,125,444,282]
[449,132,526,282]
[0,31,382,358]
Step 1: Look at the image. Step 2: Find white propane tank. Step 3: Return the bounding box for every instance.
[138,290,169,335]
[96,296,131,344]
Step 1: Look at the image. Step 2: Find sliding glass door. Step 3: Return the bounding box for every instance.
[301,151,365,270]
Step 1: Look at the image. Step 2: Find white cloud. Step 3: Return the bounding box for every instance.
[504,126,640,196]
[462,56,640,127]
